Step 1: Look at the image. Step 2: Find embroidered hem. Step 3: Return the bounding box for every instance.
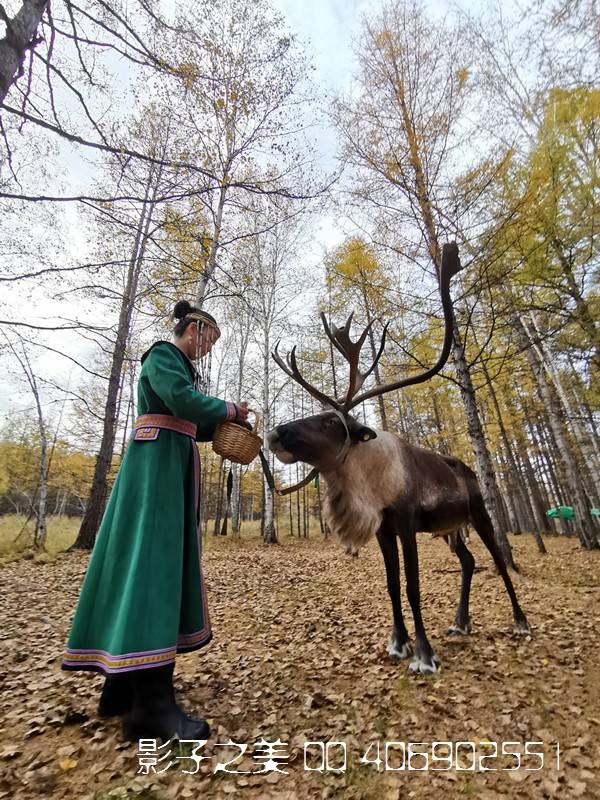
[61,629,213,674]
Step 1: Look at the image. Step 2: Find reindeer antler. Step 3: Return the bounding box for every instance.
[320,312,390,409]
[272,242,462,415]
[345,241,462,410]
[272,341,343,412]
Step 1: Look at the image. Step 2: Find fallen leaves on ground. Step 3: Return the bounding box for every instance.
[0,533,599,800]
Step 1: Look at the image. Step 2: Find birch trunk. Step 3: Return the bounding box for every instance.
[7,339,50,547]
[536,424,562,491]
[474,383,511,535]
[231,465,242,536]
[316,477,325,537]
[196,181,228,305]
[475,338,547,551]
[231,317,251,535]
[496,451,520,532]
[528,314,600,505]
[213,459,226,536]
[516,316,599,549]
[262,326,277,544]
[33,393,47,549]
[200,329,227,538]
[450,324,517,569]
[505,396,551,533]
[520,446,551,531]
[20,357,48,550]
[565,351,600,475]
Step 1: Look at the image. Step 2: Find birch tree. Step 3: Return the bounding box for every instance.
[160,0,316,306]
[1,331,49,547]
[225,294,255,536]
[515,314,599,549]
[241,198,309,543]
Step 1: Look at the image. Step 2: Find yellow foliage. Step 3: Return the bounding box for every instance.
[149,203,212,318]
[326,237,391,319]
[0,438,96,507]
[176,62,201,90]
[456,66,469,90]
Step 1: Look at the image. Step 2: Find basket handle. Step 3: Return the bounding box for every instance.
[246,407,261,435]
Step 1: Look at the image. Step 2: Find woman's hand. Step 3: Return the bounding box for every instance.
[235,402,249,423]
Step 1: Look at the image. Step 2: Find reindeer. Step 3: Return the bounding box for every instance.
[267,243,530,674]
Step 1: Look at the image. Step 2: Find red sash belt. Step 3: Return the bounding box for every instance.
[134,414,197,441]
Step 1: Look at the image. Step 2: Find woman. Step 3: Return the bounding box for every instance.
[62,301,249,743]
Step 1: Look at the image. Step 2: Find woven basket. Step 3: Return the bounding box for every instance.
[212,409,262,465]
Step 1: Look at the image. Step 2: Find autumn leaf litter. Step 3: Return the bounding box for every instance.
[0,534,599,799]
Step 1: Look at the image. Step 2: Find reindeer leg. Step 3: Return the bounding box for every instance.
[447,535,474,635]
[400,530,440,674]
[376,526,412,660]
[470,501,530,636]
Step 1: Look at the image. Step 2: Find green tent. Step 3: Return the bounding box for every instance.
[546,506,575,520]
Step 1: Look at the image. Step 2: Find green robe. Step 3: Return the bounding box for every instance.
[62,341,236,675]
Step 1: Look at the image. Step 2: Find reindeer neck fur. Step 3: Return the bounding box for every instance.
[320,431,409,554]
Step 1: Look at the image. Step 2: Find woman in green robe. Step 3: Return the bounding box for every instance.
[62,301,248,742]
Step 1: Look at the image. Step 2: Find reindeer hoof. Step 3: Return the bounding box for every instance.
[447,621,471,635]
[387,640,413,660]
[408,653,440,674]
[513,619,531,637]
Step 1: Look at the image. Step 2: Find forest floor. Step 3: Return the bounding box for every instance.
[0,531,599,800]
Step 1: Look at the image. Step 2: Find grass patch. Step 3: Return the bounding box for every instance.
[0,514,79,561]
[201,518,325,550]
[0,514,326,563]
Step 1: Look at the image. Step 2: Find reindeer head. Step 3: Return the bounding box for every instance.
[267,410,377,471]
[267,242,462,471]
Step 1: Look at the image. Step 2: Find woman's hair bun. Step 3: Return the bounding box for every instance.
[173,300,193,320]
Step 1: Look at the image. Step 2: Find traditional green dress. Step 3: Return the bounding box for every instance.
[61,341,236,675]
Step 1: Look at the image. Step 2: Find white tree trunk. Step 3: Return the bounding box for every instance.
[31,371,47,549]
[262,325,277,543]
[450,324,517,569]
[231,315,251,535]
[517,316,599,549]
[527,313,600,503]
[197,181,228,304]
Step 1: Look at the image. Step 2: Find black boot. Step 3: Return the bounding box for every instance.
[98,672,132,718]
[122,663,210,743]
